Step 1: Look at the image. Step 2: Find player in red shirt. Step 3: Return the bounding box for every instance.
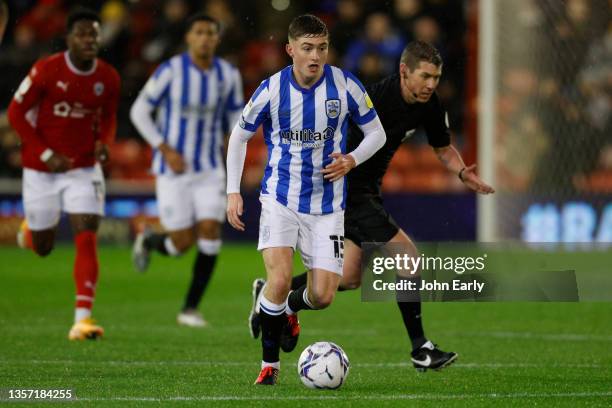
[8,9,120,340]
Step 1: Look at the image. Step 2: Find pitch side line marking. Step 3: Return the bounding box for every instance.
[461,331,612,342]
[74,392,612,402]
[0,360,603,369]
[2,325,612,342]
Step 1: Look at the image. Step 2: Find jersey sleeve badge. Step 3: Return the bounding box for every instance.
[364,93,374,109]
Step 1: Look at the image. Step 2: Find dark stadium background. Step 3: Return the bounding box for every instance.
[0,0,610,244]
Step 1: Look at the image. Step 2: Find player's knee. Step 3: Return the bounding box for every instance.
[267,276,291,293]
[266,278,291,301]
[173,240,192,253]
[340,278,361,290]
[169,232,195,253]
[310,289,335,309]
[197,221,221,240]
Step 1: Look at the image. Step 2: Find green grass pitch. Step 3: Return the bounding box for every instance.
[1,244,611,407]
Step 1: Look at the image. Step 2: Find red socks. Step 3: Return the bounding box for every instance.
[73,231,99,311]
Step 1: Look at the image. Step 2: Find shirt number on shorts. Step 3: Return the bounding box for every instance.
[92,181,104,202]
[329,235,344,259]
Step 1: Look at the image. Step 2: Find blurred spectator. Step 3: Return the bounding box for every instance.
[344,12,405,78]
[330,0,364,56]
[578,21,612,132]
[204,0,245,63]
[141,0,190,63]
[356,51,385,84]
[0,23,48,107]
[98,0,130,70]
[17,0,66,46]
[412,15,441,45]
[393,0,423,28]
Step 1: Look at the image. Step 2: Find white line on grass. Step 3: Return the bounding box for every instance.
[3,324,611,342]
[463,331,612,342]
[75,391,612,402]
[0,360,603,369]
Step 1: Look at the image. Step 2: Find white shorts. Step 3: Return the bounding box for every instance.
[23,164,105,231]
[257,194,345,275]
[156,170,226,231]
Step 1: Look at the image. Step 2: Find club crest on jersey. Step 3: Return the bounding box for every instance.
[325,99,341,119]
[94,82,104,96]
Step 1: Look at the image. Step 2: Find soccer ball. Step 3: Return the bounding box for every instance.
[297,341,350,389]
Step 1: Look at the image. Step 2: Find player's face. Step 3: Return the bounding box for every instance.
[67,20,101,61]
[186,21,219,60]
[400,61,442,103]
[286,35,329,84]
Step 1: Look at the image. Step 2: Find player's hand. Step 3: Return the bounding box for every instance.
[44,152,73,172]
[321,153,356,182]
[95,141,110,165]
[227,193,245,231]
[159,144,186,174]
[460,164,495,194]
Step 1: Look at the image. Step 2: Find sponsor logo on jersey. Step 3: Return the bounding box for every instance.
[53,101,93,118]
[280,126,335,148]
[325,99,341,119]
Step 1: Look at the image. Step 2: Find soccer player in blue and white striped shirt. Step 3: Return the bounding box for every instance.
[130,14,243,327]
[226,14,386,385]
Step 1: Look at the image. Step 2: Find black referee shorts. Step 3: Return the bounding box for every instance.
[344,195,399,247]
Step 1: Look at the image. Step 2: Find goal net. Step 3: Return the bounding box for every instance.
[478,0,612,242]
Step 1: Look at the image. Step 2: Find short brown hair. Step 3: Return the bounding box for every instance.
[400,41,443,71]
[186,13,220,33]
[288,14,328,41]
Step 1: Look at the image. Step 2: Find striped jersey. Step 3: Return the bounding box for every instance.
[141,53,243,174]
[239,64,378,215]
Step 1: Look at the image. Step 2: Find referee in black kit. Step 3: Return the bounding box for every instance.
[254,40,495,372]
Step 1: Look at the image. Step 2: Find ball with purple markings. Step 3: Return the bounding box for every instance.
[297,341,350,389]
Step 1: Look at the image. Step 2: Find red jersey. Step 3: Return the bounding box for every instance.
[8,52,120,172]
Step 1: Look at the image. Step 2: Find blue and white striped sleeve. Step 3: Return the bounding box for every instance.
[130,62,173,148]
[226,78,270,194]
[238,78,270,132]
[142,62,173,107]
[345,71,378,125]
[224,66,245,130]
